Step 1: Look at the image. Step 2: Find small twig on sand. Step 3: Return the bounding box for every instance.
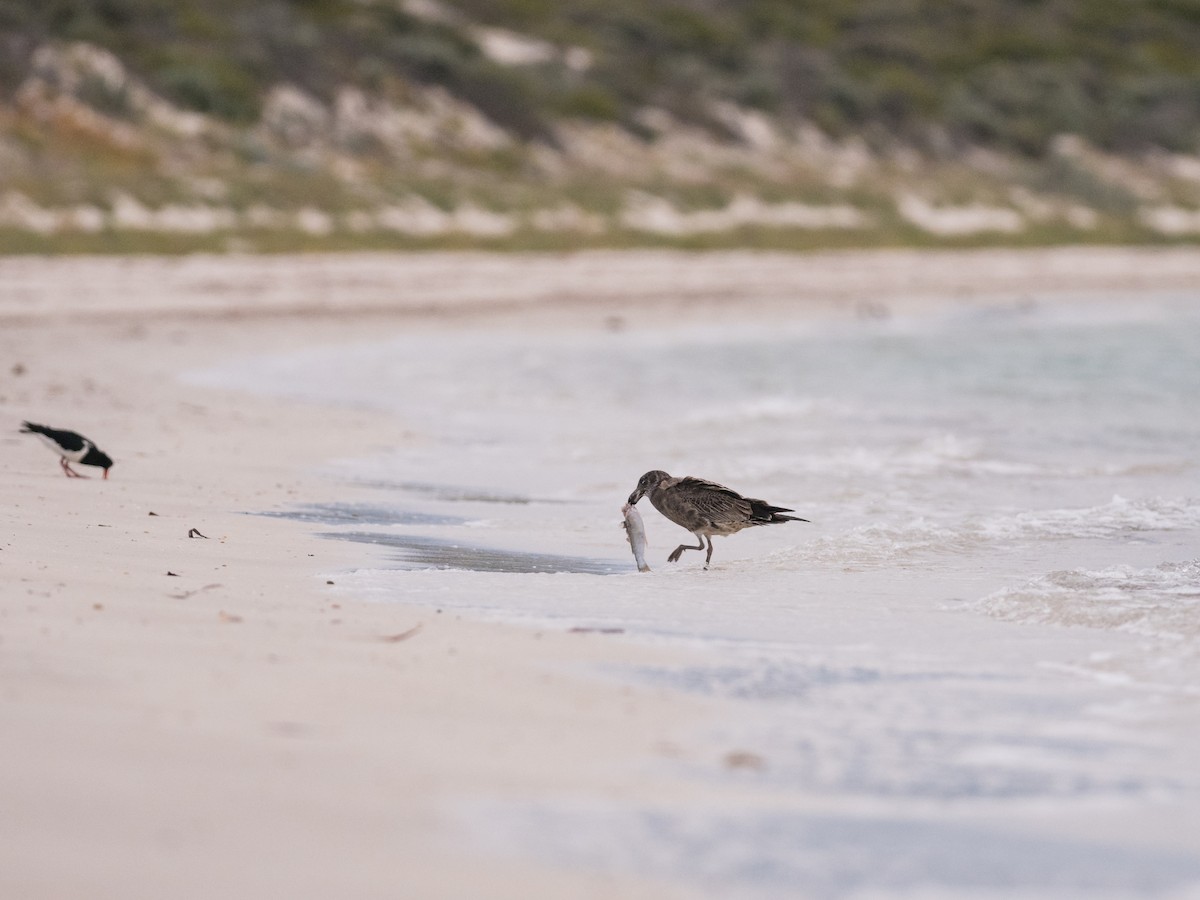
[169,583,223,600]
[380,623,424,643]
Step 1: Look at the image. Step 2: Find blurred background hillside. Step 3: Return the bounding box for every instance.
[2,0,1199,252]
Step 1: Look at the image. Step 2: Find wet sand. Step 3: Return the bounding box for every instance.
[2,247,1199,899]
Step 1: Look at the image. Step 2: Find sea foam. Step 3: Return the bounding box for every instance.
[978,560,1200,639]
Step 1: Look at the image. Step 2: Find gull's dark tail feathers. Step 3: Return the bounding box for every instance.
[748,499,809,525]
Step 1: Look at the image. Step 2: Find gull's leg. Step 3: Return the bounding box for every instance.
[668,534,706,563]
[703,536,714,569]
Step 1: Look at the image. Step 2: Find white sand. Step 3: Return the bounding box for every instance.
[2,247,1199,898]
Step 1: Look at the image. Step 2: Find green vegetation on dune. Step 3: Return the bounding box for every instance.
[7,0,1200,154]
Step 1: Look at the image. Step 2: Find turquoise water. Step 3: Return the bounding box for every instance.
[192,293,1200,898]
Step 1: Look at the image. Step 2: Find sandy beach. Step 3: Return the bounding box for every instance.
[3,247,1200,899]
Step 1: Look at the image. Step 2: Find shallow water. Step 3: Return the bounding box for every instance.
[196,293,1200,898]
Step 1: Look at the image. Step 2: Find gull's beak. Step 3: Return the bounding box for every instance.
[627,486,644,505]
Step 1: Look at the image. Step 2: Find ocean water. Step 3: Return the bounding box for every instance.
[189,293,1200,898]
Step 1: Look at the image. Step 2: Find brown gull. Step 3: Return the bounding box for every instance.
[626,470,807,568]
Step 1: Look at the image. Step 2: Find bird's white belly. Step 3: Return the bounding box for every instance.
[36,433,87,462]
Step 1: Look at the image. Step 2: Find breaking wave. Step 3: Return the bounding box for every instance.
[777,496,1200,569]
[978,495,1200,542]
[793,518,976,568]
[977,560,1200,639]
[680,395,857,426]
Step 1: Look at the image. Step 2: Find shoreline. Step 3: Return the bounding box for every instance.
[2,246,1199,326]
[2,247,1198,898]
[1,305,707,899]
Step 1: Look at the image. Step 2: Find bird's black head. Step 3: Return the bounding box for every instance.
[627,470,670,506]
[81,446,114,478]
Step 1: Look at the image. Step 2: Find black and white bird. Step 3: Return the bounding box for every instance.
[627,469,806,568]
[20,421,114,479]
